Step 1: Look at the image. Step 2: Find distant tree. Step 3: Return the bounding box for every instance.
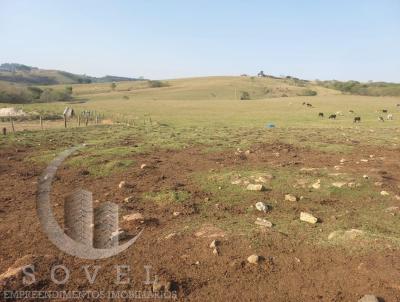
[27,86,43,99]
[39,88,72,102]
[65,86,73,95]
[240,91,251,100]
[111,82,117,90]
[301,89,317,96]
[148,80,168,88]
[258,71,266,77]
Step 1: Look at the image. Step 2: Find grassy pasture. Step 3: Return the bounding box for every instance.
[2,76,399,130]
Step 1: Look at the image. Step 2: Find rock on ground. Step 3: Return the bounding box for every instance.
[300,212,318,224]
[247,254,260,264]
[152,280,171,292]
[209,240,219,248]
[255,201,268,212]
[123,213,144,222]
[311,179,321,189]
[124,196,135,203]
[284,194,297,202]
[358,294,379,302]
[246,184,266,191]
[255,218,273,228]
[332,182,347,188]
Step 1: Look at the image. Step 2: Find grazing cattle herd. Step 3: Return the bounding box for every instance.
[302,101,396,123]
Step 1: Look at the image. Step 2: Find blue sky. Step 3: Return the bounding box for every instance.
[1,0,399,81]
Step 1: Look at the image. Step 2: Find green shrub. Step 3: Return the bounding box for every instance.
[148,80,168,88]
[240,91,251,100]
[301,89,317,96]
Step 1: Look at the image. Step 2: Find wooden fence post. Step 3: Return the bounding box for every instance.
[2,127,6,136]
[85,116,89,126]
[40,115,43,130]
[64,114,67,128]
[10,117,15,133]
[96,115,98,124]
[78,115,81,126]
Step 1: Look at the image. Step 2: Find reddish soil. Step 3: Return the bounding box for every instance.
[1,143,400,301]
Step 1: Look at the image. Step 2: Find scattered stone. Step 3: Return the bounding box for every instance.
[255,201,268,212]
[152,280,171,292]
[140,164,147,169]
[165,233,177,240]
[209,240,219,249]
[285,194,298,202]
[244,150,251,156]
[123,196,135,203]
[255,218,273,228]
[0,255,35,285]
[247,254,260,264]
[332,182,347,188]
[311,179,321,189]
[246,184,266,191]
[358,294,379,302]
[363,175,369,179]
[381,191,390,196]
[300,212,318,224]
[255,176,270,183]
[173,211,180,217]
[334,165,341,170]
[123,213,144,222]
[212,248,219,255]
[395,195,400,201]
[231,179,242,185]
[374,181,383,187]
[340,158,346,163]
[360,159,369,163]
[294,179,307,188]
[118,181,127,189]
[110,229,127,241]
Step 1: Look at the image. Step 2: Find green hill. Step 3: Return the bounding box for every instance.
[0,63,139,85]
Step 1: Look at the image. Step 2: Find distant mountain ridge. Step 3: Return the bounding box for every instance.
[0,63,140,85]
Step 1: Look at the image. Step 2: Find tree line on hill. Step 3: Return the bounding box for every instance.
[0,85,73,104]
[316,80,400,96]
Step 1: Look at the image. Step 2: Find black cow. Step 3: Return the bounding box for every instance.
[306,103,313,107]
[353,116,361,123]
[378,116,385,122]
[328,114,337,119]
[382,109,388,113]
[318,112,324,118]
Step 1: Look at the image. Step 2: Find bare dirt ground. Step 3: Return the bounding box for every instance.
[1,142,400,301]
